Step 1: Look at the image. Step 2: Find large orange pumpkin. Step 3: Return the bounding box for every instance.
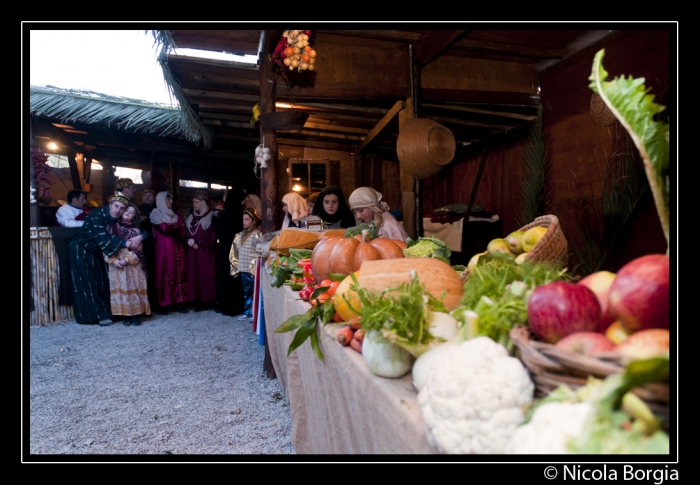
[311,232,405,283]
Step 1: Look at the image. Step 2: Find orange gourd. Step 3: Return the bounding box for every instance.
[311,230,405,283]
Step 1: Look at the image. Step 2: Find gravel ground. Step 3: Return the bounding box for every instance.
[27,310,296,459]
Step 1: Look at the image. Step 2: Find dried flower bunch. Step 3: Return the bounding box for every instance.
[272,30,317,72]
[30,147,52,199]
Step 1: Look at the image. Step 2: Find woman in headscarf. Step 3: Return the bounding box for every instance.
[281,192,307,229]
[185,190,217,312]
[214,188,245,317]
[311,186,355,229]
[104,202,151,326]
[229,208,263,319]
[348,187,409,241]
[242,193,262,215]
[150,191,189,314]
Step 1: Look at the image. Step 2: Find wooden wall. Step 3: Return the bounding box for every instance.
[420,29,671,274]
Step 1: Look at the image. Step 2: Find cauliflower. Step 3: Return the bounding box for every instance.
[417,336,534,454]
[505,401,591,454]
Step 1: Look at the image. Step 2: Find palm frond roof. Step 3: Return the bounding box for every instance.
[146,30,214,149]
[29,84,210,146]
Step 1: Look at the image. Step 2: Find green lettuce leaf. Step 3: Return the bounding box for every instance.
[589,49,670,250]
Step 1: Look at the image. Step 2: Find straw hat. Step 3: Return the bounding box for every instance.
[590,93,616,127]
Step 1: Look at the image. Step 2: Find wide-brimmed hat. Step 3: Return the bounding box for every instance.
[590,93,616,127]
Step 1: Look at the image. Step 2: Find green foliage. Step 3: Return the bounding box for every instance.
[269,249,313,288]
[455,260,569,351]
[565,129,648,276]
[351,273,448,357]
[589,49,670,251]
[344,223,379,240]
[275,285,335,362]
[517,104,551,228]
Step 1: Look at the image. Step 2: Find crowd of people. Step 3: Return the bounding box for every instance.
[67,179,408,327]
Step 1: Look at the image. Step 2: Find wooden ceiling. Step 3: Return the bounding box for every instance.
[164,29,614,155]
[30,28,615,187]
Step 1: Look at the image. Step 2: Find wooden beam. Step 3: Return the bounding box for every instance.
[277,138,352,151]
[413,30,469,68]
[422,103,538,121]
[422,114,515,131]
[357,100,405,154]
[422,88,541,106]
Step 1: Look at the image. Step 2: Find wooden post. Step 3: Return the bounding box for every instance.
[69,151,84,190]
[29,116,40,228]
[259,30,280,236]
[399,98,415,240]
[102,162,116,206]
[259,30,281,380]
[410,44,424,240]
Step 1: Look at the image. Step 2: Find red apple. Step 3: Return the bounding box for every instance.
[604,321,632,344]
[615,328,669,364]
[527,281,602,344]
[554,331,616,356]
[578,270,616,333]
[608,254,670,332]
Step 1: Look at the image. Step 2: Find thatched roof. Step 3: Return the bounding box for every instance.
[146,30,214,149]
[29,84,211,147]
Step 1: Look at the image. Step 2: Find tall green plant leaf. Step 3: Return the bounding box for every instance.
[517,104,551,228]
[589,49,670,251]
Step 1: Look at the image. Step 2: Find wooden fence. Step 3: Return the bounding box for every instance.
[29,227,74,325]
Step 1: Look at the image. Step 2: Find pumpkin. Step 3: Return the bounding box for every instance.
[311,230,405,283]
[357,258,464,310]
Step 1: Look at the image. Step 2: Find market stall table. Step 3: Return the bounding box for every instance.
[262,269,440,454]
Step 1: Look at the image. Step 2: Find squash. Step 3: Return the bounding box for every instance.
[311,230,405,283]
[356,258,464,310]
[333,270,362,321]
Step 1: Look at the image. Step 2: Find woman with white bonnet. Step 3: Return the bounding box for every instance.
[348,187,408,241]
[280,192,307,229]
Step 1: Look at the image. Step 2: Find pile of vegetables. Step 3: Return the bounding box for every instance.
[507,355,670,454]
[270,248,313,288]
[453,256,570,351]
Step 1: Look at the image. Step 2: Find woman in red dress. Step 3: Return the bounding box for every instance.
[185,191,217,312]
[150,191,189,314]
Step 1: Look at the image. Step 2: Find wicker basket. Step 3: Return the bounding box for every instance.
[397,118,456,179]
[459,214,569,283]
[510,324,670,430]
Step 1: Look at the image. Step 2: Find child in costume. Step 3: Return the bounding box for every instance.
[229,208,262,320]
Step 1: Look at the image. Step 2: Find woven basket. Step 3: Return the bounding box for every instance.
[517,214,569,267]
[397,118,456,179]
[510,324,670,430]
[459,214,569,283]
